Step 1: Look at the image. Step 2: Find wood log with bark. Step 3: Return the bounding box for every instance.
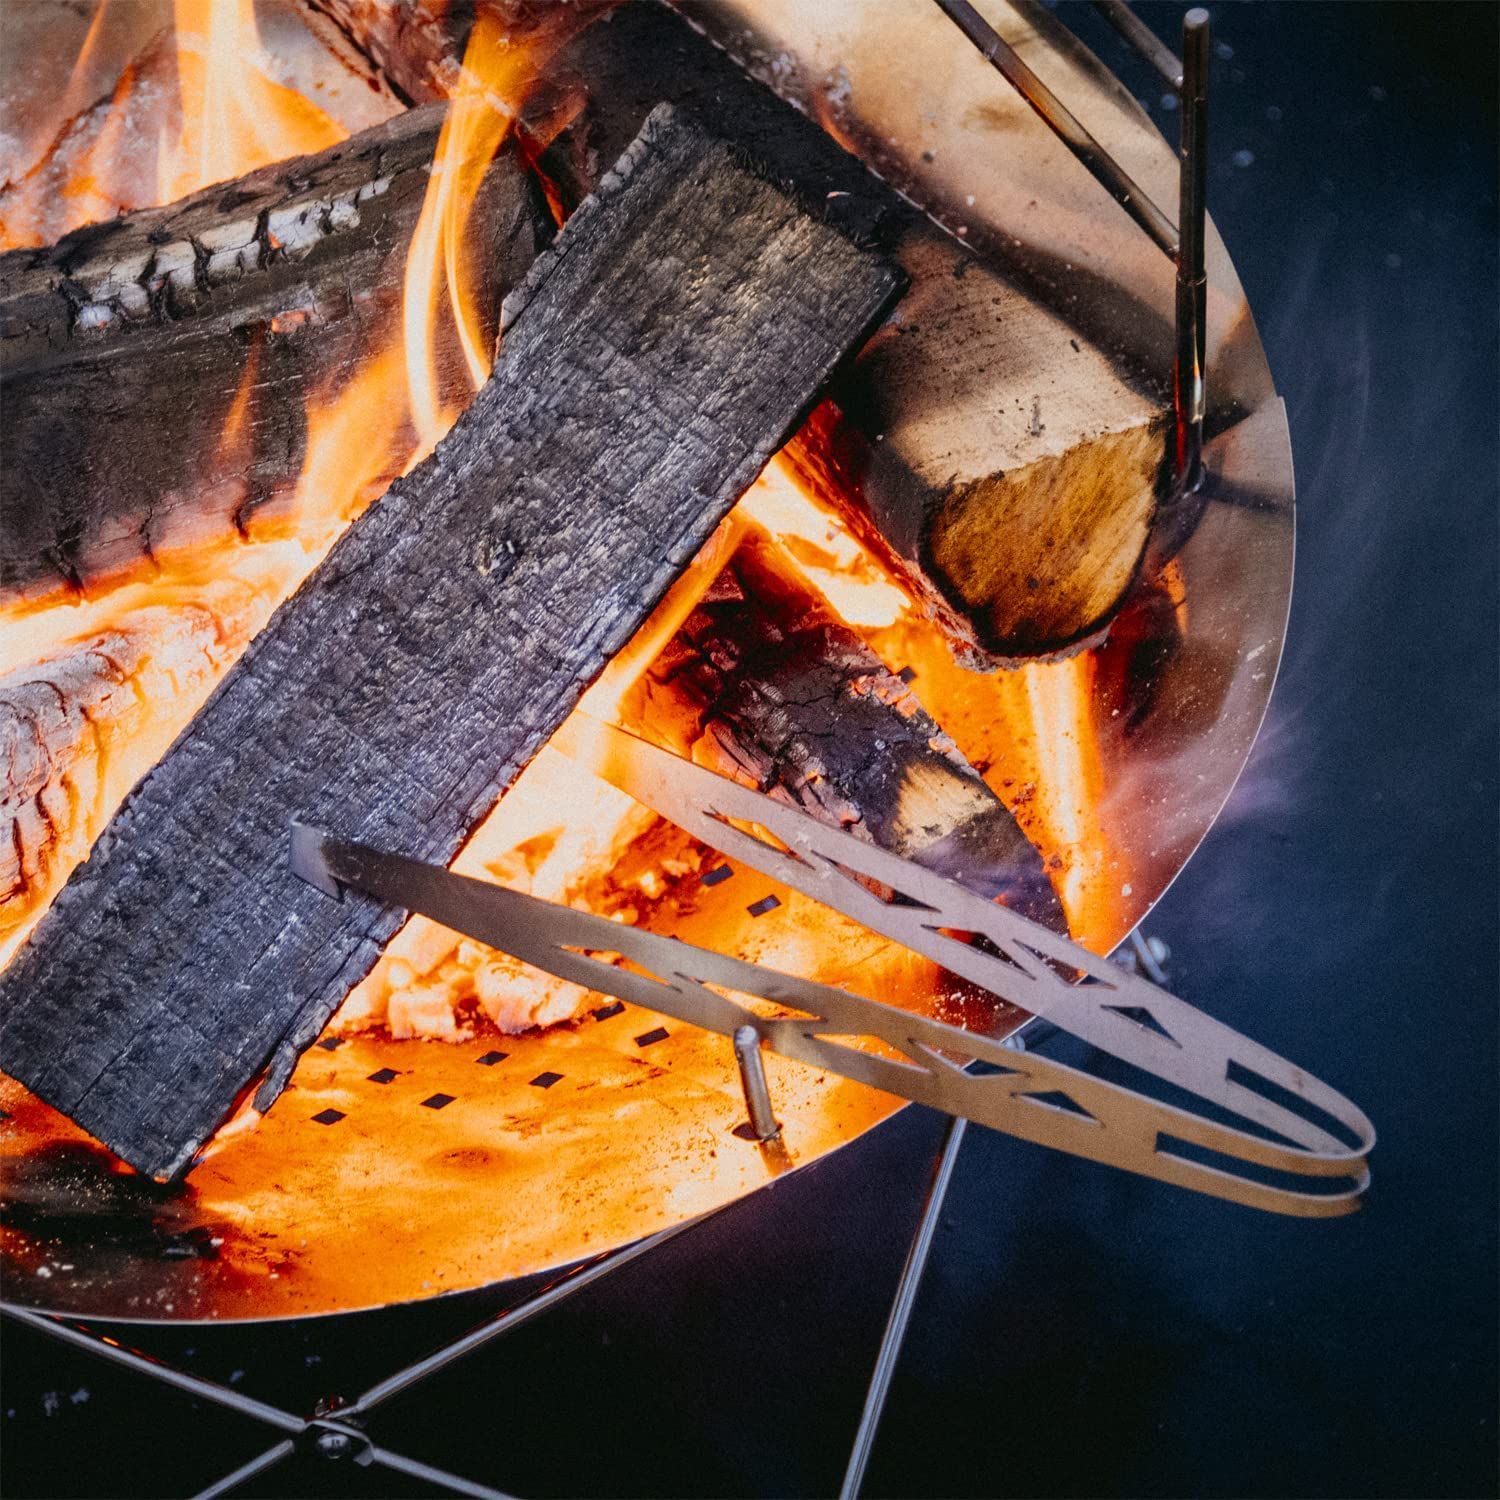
[0,580,283,956]
[305,0,1172,663]
[649,533,1063,927]
[0,107,904,1180]
[0,99,550,599]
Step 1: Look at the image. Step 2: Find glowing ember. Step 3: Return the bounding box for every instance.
[745,459,1132,952]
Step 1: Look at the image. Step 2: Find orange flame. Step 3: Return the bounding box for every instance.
[403,9,550,452]
[0,0,349,250]
[752,456,1131,952]
[159,0,346,203]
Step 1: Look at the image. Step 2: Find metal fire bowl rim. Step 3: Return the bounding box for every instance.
[0,0,1293,1324]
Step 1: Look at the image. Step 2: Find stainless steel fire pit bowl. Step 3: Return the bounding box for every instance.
[0,0,1293,1324]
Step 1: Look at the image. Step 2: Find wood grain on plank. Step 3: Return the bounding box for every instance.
[0,106,903,1179]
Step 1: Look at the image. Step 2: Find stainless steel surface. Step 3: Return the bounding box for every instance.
[929,0,1179,257]
[0,0,1298,1321]
[291,721,1372,1216]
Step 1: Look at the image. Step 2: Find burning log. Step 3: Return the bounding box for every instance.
[0,587,277,962]
[296,0,492,105]
[784,250,1167,664]
[0,107,904,1180]
[0,98,549,599]
[308,0,1171,663]
[653,534,1063,926]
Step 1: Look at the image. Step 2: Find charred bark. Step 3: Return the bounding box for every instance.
[655,535,1062,926]
[0,108,904,1180]
[0,99,550,600]
[305,0,1171,663]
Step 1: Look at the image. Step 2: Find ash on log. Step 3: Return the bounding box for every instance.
[311,0,1171,663]
[652,534,1063,927]
[0,100,549,599]
[0,107,904,1180]
[0,595,268,952]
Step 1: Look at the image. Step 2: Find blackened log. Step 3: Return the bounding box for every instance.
[655,536,1062,927]
[307,0,1171,662]
[0,100,550,600]
[0,106,904,1180]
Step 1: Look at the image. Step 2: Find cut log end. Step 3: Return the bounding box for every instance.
[926,418,1167,662]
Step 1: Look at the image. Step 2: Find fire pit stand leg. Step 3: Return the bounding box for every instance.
[839,1114,969,1500]
[0,1214,710,1499]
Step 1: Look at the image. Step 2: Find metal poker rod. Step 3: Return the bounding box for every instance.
[1093,0,1185,89]
[1175,8,1210,489]
[928,0,1179,259]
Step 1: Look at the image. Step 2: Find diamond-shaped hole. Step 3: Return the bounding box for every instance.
[926,926,1031,972]
[311,1108,345,1125]
[420,1093,455,1110]
[1102,1004,1178,1045]
[1019,1090,1097,1122]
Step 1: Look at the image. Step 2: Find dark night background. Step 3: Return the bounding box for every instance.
[3,3,1496,1497]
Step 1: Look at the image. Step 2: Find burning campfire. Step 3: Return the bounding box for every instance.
[0,0,1314,1319]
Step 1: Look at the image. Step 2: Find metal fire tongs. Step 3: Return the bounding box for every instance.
[290,714,1373,1217]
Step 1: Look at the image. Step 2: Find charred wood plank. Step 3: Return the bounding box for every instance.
[0,107,904,1180]
[655,533,1062,926]
[307,0,1171,662]
[0,99,550,600]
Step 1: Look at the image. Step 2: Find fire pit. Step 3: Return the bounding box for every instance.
[0,2,1311,1476]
